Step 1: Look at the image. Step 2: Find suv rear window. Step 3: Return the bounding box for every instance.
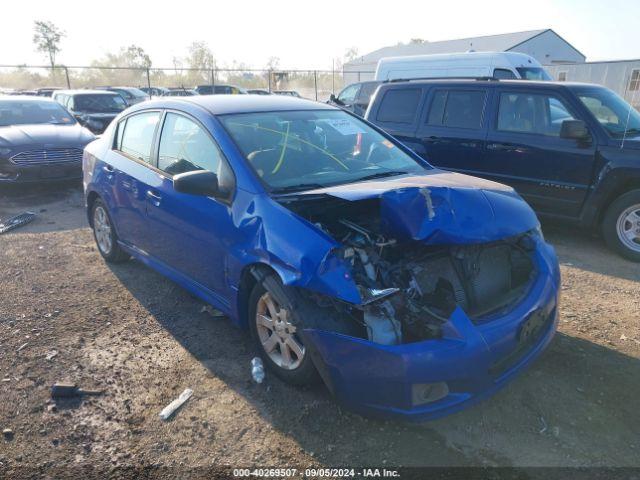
[427,90,486,129]
[376,88,421,124]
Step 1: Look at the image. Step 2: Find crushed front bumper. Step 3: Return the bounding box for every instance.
[303,239,560,422]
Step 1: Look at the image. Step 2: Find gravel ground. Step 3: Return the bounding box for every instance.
[0,182,639,477]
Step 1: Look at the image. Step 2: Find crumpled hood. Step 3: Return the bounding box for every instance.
[296,170,540,244]
[0,123,94,148]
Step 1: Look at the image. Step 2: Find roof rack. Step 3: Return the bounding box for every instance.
[386,76,500,83]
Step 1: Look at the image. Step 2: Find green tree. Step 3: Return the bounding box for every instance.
[33,20,65,69]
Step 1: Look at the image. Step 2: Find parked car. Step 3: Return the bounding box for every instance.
[247,89,271,95]
[196,84,247,95]
[96,86,150,106]
[273,90,301,98]
[36,87,62,97]
[365,78,640,261]
[83,95,559,421]
[0,96,95,183]
[140,86,170,97]
[375,52,551,81]
[164,88,198,97]
[52,90,127,134]
[328,81,381,116]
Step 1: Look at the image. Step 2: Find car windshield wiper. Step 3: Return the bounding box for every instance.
[354,170,409,182]
[271,183,326,194]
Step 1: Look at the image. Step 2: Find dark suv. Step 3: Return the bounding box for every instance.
[365,79,640,261]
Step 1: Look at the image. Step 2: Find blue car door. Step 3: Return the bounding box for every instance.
[413,87,490,172]
[483,88,597,217]
[143,111,234,305]
[101,110,162,252]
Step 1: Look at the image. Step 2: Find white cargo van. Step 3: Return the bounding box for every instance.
[374,52,551,81]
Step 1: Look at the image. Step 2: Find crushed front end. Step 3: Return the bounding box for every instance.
[275,175,560,421]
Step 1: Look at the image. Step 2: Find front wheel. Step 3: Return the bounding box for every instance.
[602,189,640,262]
[248,275,318,385]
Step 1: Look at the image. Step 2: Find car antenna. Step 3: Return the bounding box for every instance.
[621,82,639,150]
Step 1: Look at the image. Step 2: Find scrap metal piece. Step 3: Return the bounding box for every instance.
[0,211,36,234]
[159,388,193,421]
[51,382,103,398]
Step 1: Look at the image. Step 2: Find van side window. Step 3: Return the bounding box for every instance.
[493,68,517,80]
[497,92,576,136]
[426,90,486,129]
[158,113,224,175]
[376,88,421,124]
[117,111,161,164]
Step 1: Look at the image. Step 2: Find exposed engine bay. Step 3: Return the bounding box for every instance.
[280,194,538,345]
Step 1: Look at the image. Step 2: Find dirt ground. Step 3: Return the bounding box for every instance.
[0,182,639,476]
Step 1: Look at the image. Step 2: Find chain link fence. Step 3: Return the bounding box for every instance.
[0,65,375,102]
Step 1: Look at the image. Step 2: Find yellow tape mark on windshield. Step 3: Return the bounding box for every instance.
[272,121,290,174]
[226,122,349,171]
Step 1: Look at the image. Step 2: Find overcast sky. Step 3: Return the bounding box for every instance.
[2,0,638,69]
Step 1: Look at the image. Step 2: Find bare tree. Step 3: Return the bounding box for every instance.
[344,47,359,63]
[33,20,65,70]
[265,56,280,71]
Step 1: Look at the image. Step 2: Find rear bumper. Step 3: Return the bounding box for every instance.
[0,161,81,183]
[304,239,560,422]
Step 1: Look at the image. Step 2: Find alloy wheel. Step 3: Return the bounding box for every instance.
[616,204,640,253]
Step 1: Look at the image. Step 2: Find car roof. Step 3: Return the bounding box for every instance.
[379,78,605,89]
[0,95,58,102]
[133,95,336,115]
[54,89,123,96]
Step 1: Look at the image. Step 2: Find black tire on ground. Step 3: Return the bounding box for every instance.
[91,198,129,264]
[248,274,319,386]
[602,189,640,262]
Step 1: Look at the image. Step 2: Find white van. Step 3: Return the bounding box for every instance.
[374,52,551,82]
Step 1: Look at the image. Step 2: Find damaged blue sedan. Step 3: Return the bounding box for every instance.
[83,95,560,421]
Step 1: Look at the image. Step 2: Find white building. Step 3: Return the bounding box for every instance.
[344,29,585,83]
[546,60,640,109]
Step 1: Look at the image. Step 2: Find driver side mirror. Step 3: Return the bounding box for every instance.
[560,119,590,141]
[173,170,220,197]
[329,93,345,106]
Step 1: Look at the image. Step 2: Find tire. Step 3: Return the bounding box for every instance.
[248,274,318,385]
[602,189,640,262]
[91,199,129,264]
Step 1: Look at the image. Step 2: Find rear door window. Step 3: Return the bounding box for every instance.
[426,89,486,129]
[117,111,161,164]
[376,88,422,124]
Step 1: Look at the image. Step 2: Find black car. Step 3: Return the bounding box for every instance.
[164,88,199,97]
[95,86,150,106]
[0,96,95,183]
[365,78,640,260]
[328,81,381,116]
[195,84,247,95]
[52,90,127,134]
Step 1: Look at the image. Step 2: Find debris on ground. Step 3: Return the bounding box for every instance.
[159,388,193,421]
[539,416,548,434]
[51,382,103,399]
[200,305,225,317]
[45,350,58,361]
[17,342,29,352]
[2,429,13,441]
[0,211,36,234]
[251,357,265,384]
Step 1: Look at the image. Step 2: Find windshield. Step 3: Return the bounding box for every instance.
[516,67,552,81]
[577,88,640,138]
[120,87,147,98]
[0,100,76,127]
[221,110,429,192]
[75,94,126,113]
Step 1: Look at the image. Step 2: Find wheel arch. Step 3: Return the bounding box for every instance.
[236,263,281,329]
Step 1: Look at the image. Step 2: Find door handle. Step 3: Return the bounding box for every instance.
[422,136,440,143]
[146,190,162,206]
[102,165,115,173]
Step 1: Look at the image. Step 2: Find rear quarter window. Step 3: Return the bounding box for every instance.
[376,88,422,124]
